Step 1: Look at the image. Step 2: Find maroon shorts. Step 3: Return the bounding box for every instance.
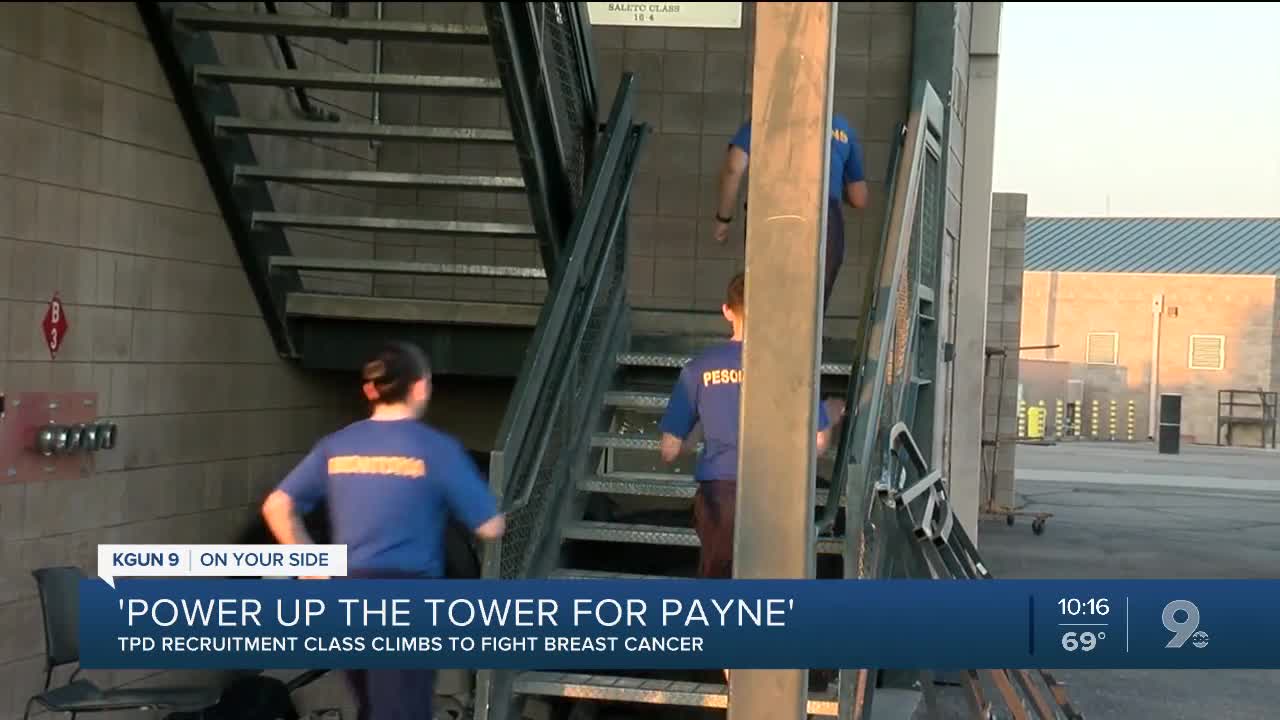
[692,479,737,578]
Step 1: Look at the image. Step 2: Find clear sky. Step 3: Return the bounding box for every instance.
[992,2,1280,218]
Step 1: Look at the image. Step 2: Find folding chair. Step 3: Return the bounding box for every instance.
[24,566,222,720]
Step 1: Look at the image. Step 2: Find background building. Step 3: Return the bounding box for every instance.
[1018,217,1280,445]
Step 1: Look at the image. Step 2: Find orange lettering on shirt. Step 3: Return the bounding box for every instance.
[328,455,427,478]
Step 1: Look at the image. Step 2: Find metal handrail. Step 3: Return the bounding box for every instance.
[487,75,638,514]
[818,82,946,540]
[260,2,336,122]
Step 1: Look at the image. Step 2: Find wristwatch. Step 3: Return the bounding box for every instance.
[715,213,733,223]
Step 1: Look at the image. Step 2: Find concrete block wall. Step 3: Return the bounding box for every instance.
[596,2,914,318]
[981,192,1026,508]
[0,4,357,716]
[373,2,541,305]
[202,1,381,297]
[362,3,916,320]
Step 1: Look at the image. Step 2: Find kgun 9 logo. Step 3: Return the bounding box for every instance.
[1162,600,1210,649]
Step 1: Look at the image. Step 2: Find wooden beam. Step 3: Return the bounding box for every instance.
[730,4,837,720]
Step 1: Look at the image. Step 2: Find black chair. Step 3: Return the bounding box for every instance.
[24,566,222,720]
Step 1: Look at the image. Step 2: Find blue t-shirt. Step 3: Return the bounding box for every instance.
[277,419,498,577]
[729,114,865,203]
[658,341,831,482]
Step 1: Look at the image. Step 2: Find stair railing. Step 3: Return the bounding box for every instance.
[475,74,648,720]
[485,2,600,279]
[260,1,338,122]
[816,82,946,719]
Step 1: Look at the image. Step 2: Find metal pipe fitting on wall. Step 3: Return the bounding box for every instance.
[32,421,118,456]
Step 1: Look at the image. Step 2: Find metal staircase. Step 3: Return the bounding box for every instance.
[479,78,1083,720]
[138,2,599,374]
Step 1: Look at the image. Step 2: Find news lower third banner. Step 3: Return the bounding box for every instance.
[80,578,1280,670]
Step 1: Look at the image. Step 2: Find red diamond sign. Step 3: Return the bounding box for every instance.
[42,294,69,358]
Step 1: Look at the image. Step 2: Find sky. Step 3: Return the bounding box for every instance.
[992,2,1280,218]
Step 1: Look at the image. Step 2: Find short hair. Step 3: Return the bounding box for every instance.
[726,272,745,313]
[361,341,431,405]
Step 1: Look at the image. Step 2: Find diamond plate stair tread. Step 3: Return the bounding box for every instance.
[195,66,501,94]
[603,391,668,410]
[253,212,537,237]
[581,473,839,505]
[513,672,848,715]
[618,352,852,376]
[269,257,546,279]
[591,433,836,460]
[548,569,673,580]
[236,167,524,191]
[215,117,514,143]
[565,522,842,554]
[175,9,490,43]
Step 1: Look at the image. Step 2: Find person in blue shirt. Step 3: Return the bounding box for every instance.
[712,114,869,313]
[657,273,842,581]
[261,341,504,720]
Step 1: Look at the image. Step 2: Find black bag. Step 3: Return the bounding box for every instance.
[167,676,299,720]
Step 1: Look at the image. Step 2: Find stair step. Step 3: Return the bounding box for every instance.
[215,117,514,143]
[581,472,839,505]
[548,569,672,580]
[591,433,664,452]
[253,212,537,238]
[618,352,853,376]
[195,66,501,95]
[564,522,842,555]
[513,672,843,715]
[591,433,836,460]
[269,257,546,279]
[174,9,490,43]
[236,167,525,192]
[602,391,668,410]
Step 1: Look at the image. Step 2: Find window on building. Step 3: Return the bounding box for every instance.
[1086,332,1119,365]
[1188,334,1225,371]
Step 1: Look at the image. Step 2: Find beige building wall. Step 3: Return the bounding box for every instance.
[1020,270,1277,444]
[980,192,1025,510]
[0,4,361,716]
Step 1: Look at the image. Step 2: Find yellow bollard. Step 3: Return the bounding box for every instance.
[1054,399,1065,441]
[1028,406,1046,440]
[1017,400,1027,439]
[1108,400,1118,441]
[1127,399,1136,441]
[1072,403,1083,438]
[1090,400,1100,439]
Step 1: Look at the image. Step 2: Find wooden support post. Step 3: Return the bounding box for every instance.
[732,4,836,720]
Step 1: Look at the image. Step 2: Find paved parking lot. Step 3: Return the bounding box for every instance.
[974,441,1280,719]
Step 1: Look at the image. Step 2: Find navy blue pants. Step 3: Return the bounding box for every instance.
[824,200,846,312]
[746,200,844,312]
[345,570,436,720]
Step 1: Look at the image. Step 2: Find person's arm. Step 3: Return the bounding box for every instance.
[263,445,326,546]
[441,442,505,541]
[658,370,699,463]
[714,124,752,243]
[843,130,869,210]
[263,445,326,578]
[814,396,849,454]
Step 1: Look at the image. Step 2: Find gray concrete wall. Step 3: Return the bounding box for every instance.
[366,3,916,319]
[373,2,541,305]
[981,192,1026,509]
[598,2,914,318]
[203,1,380,297]
[0,3,358,716]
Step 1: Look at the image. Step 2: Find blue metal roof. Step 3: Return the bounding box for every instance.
[1024,217,1280,275]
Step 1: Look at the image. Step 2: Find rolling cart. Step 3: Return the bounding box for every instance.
[980,345,1056,536]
